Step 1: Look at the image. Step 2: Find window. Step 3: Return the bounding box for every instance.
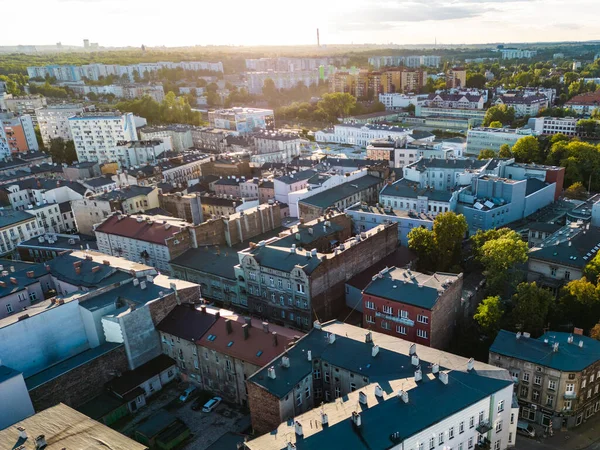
[523,372,530,382]
[417,329,428,339]
[365,301,375,310]
[381,321,390,330]
[366,315,375,324]
[382,305,393,315]
[449,427,454,439]
[510,413,515,424]
[324,372,330,383]
[314,368,321,379]
[297,283,305,294]
[468,437,474,449]
[397,325,407,335]
[498,400,505,412]
[495,420,503,433]
[546,395,554,407]
[565,400,572,410]
[417,314,429,324]
[28,291,37,302]
[296,391,302,407]
[350,383,356,392]
[494,440,501,450]
[582,379,587,389]
[534,375,542,385]
[565,271,571,280]
[6,303,12,313]
[335,386,341,398]
[551,267,557,276]
[400,310,408,319]
[469,416,475,429]
[479,411,484,424]
[305,386,311,398]
[532,390,540,401]
[439,432,444,445]
[548,380,557,391]
[429,437,435,450]
[194,359,199,369]
[459,421,465,434]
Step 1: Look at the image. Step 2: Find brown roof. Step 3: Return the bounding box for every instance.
[156,304,218,341]
[566,91,600,106]
[200,316,300,367]
[95,215,183,245]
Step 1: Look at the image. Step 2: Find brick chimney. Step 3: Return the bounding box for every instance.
[242,323,249,340]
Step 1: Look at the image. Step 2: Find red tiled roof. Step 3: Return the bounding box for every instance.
[95,215,183,245]
[566,91,600,106]
[200,316,300,367]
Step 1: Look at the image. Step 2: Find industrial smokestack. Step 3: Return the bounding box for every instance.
[317,28,320,47]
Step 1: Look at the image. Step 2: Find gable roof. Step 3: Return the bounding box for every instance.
[298,176,381,209]
[528,226,600,269]
[156,304,218,341]
[106,354,176,397]
[94,214,183,245]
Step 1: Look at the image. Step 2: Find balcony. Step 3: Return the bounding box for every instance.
[564,392,577,399]
[476,421,492,434]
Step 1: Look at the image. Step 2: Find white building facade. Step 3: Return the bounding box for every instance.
[35,104,84,146]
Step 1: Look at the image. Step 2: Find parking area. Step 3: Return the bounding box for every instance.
[116,381,250,450]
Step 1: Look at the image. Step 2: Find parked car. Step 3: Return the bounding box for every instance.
[516,420,536,438]
[179,386,197,403]
[202,396,222,413]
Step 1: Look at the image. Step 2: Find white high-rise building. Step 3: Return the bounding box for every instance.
[68,111,138,163]
[35,104,84,146]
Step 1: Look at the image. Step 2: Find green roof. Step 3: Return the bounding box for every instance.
[135,409,179,439]
[528,227,600,269]
[171,246,239,280]
[381,179,454,202]
[490,330,600,372]
[363,268,459,310]
[298,176,382,209]
[77,392,126,420]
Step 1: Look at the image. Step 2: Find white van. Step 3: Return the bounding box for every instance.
[517,420,536,438]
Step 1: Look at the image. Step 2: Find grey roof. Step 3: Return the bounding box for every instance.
[428,93,483,102]
[0,210,36,229]
[491,330,600,372]
[299,176,381,209]
[171,246,240,280]
[46,253,130,288]
[410,130,435,140]
[529,222,562,234]
[156,304,218,341]
[525,178,550,196]
[83,176,114,188]
[18,234,98,251]
[380,179,454,202]
[325,158,371,168]
[528,226,600,269]
[0,364,21,384]
[408,157,487,173]
[364,268,459,309]
[79,279,173,311]
[275,170,317,185]
[96,185,154,201]
[59,201,73,214]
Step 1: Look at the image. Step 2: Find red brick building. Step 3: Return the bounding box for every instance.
[362,268,463,349]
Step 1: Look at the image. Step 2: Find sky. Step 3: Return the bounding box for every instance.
[3,0,600,48]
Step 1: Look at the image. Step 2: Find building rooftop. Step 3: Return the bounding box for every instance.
[380,179,454,202]
[0,403,147,450]
[94,214,184,245]
[77,392,127,422]
[491,330,600,372]
[346,202,436,221]
[95,185,155,202]
[347,247,417,290]
[246,321,512,450]
[0,363,22,384]
[106,354,176,398]
[528,225,600,269]
[46,252,130,289]
[528,222,563,234]
[79,278,173,311]
[18,233,98,251]
[157,304,218,342]
[0,210,35,229]
[408,156,488,173]
[299,176,382,209]
[364,268,460,309]
[275,169,318,185]
[566,91,600,106]
[83,176,115,188]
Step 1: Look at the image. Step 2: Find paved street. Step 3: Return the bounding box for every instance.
[514,414,600,450]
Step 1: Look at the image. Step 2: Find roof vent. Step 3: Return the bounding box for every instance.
[328,333,336,344]
[321,412,329,426]
[34,435,47,449]
[351,411,362,428]
[359,391,368,405]
[467,358,475,371]
[579,340,584,348]
[140,281,147,290]
[523,332,531,338]
[432,363,439,374]
[372,345,380,357]
[375,385,384,398]
[267,366,276,379]
[133,279,139,286]
[553,342,560,352]
[414,367,422,382]
[409,343,416,355]
[313,320,322,330]
[398,390,409,403]
[281,355,290,368]
[365,331,372,343]
[568,335,574,344]
[411,355,419,366]
[439,371,449,385]
[516,332,522,339]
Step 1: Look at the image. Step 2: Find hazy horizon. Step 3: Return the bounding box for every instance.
[4,0,599,48]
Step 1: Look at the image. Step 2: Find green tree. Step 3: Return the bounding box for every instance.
[510,282,554,336]
[483,105,515,127]
[34,125,45,151]
[478,231,528,295]
[578,119,599,137]
[585,253,600,283]
[263,78,278,105]
[316,93,357,122]
[408,212,467,272]
[591,322,600,341]
[466,73,487,89]
[564,182,587,200]
[489,121,503,128]
[558,278,600,331]
[511,135,541,163]
[498,144,512,158]
[46,138,77,164]
[474,296,504,336]
[478,149,496,160]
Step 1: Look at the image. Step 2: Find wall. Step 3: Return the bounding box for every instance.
[159,193,202,225]
[0,372,34,429]
[225,204,281,246]
[191,218,227,247]
[28,345,129,411]
[247,382,284,434]
[118,306,162,370]
[430,275,463,350]
[0,301,89,377]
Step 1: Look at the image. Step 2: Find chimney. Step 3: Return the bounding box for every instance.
[409,343,416,355]
[225,319,232,334]
[0,281,6,288]
[92,266,101,273]
[267,366,276,379]
[287,443,296,450]
[35,435,47,449]
[262,322,269,333]
[10,266,15,273]
[103,260,110,266]
[282,355,290,368]
[272,331,278,346]
[16,427,27,440]
[375,385,384,398]
[467,357,475,371]
[414,367,422,382]
[358,391,367,405]
[45,265,50,272]
[579,340,584,348]
[523,332,531,338]
[439,371,449,385]
[242,323,249,340]
[516,332,522,339]
[200,305,207,314]
[568,335,574,344]
[321,412,329,426]
[351,411,362,428]
[26,271,34,278]
[214,311,220,319]
[553,342,560,352]
[372,345,380,357]
[328,333,336,344]
[75,267,81,275]
[398,390,409,403]
[365,331,372,343]
[245,316,252,328]
[313,320,322,330]
[295,421,303,436]
[140,281,147,290]
[412,355,420,366]
[9,277,17,285]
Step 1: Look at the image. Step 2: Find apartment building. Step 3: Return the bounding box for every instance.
[69,83,165,102]
[499,48,537,59]
[447,67,467,89]
[491,329,600,429]
[493,93,548,117]
[94,213,191,273]
[246,70,321,95]
[426,92,485,109]
[114,140,169,168]
[3,94,47,118]
[0,113,38,154]
[0,178,88,211]
[35,104,85,146]
[208,108,275,134]
[368,55,441,69]
[315,123,413,146]
[565,91,600,115]
[68,111,138,163]
[159,152,212,185]
[246,321,517,450]
[528,117,580,137]
[0,210,41,256]
[190,127,230,153]
[367,138,450,168]
[466,127,539,155]
[71,185,159,235]
[236,213,398,330]
[140,125,192,152]
[362,267,463,349]
[379,93,427,110]
[401,69,428,92]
